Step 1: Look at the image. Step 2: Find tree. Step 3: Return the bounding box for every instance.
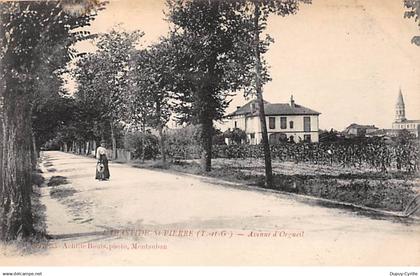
[239,0,310,187]
[32,96,77,154]
[404,0,420,46]
[30,33,81,161]
[395,129,415,144]
[73,28,143,158]
[125,49,156,162]
[96,28,143,159]
[166,0,256,171]
[73,53,113,147]
[127,42,173,163]
[0,0,104,241]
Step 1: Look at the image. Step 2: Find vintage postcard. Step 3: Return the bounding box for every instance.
[0,0,419,271]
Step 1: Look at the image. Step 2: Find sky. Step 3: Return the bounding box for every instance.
[74,0,420,130]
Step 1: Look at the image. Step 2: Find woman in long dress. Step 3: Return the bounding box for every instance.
[95,141,110,180]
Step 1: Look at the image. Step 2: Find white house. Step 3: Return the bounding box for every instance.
[343,124,379,137]
[224,96,321,144]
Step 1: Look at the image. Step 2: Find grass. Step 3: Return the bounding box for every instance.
[0,172,51,256]
[268,174,415,212]
[32,186,49,240]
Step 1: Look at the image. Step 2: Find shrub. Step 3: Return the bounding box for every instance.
[124,131,159,160]
[223,128,247,144]
[213,128,226,145]
[165,125,201,159]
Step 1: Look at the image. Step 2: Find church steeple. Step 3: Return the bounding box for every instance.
[395,88,406,123]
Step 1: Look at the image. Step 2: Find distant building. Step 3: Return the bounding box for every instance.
[367,128,400,139]
[343,123,379,137]
[224,96,321,144]
[391,89,420,137]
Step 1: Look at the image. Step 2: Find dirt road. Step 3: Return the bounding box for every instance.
[2,151,419,265]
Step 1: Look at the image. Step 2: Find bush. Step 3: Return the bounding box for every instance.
[223,128,247,144]
[165,125,201,159]
[124,132,159,160]
[213,128,226,145]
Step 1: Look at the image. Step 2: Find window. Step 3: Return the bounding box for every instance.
[269,117,276,129]
[250,133,255,139]
[289,121,294,129]
[234,121,237,128]
[304,117,311,132]
[304,134,311,142]
[280,117,287,129]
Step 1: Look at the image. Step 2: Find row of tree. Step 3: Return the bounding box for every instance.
[61,0,311,186]
[0,0,419,241]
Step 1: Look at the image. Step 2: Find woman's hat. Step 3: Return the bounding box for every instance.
[100,140,106,144]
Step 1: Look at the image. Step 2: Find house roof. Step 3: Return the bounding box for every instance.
[226,99,320,117]
[368,129,396,136]
[264,103,320,116]
[395,119,420,124]
[345,123,378,130]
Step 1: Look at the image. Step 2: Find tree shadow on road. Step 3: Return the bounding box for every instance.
[47,176,69,187]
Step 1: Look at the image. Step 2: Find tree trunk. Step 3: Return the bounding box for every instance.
[0,108,3,200]
[110,121,117,160]
[253,1,273,188]
[156,101,166,163]
[31,132,37,171]
[158,125,166,163]
[1,89,34,241]
[200,118,213,172]
[198,19,218,172]
[76,141,80,154]
[141,122,146,163]
[92,140,97,156]
[86,141,90,155]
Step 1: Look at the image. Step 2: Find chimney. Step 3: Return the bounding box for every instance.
[290,95,295,108]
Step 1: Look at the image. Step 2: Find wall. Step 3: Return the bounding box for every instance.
[227,115,246,130]
[263,115,319,144]
[227,114,320,144]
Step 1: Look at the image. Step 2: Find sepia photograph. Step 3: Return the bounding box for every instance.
[0,0,419,273]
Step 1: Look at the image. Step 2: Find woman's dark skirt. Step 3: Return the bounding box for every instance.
[95,154,110,180]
